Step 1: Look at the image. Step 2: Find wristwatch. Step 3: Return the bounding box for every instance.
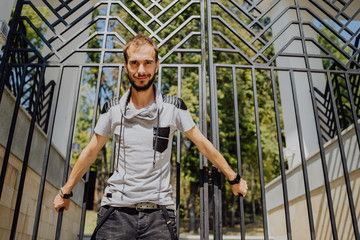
[59,188,73,199]
[227,173,241,185]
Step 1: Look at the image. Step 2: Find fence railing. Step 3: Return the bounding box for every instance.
[4,20,55,133]
[0,1,359,240]
[315,35,360,142]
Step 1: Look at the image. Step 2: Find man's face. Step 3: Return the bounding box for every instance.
[124,44,159,91]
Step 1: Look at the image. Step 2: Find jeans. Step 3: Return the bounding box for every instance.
[95,206,177,240]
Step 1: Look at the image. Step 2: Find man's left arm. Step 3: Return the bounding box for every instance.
[184,126,248,196]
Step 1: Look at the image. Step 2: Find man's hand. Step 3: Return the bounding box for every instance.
[52,134,109,212]
[231,178,248,197]
[53,194,70,212]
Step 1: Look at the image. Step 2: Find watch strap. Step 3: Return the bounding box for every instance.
[227,173,241,185]
[59,188,73,199]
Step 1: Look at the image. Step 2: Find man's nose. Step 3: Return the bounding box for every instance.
[137,63,146,75]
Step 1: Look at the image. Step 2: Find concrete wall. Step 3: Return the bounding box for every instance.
[265,121,360,240]
[0,87,85,239]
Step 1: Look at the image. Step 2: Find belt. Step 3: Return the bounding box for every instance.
[113,202,176,211]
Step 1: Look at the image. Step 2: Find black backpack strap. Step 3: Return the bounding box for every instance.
[160,205,178,240]
[91,206,115,240]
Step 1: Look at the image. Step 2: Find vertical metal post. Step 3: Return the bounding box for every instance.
[206,0,223,238]
[251,67,269,240]
[176,66,182,239]
[10,66,46,240]
[55,66,84,240]
[289,70,315,240]
[110,65,123,174]
[176,135,181,239]
[78,65,105,239]
[295,0,340,238]
[200,1,209,236]
[270,69,292,240]
[231,67,245,240]
[32,66,64,240]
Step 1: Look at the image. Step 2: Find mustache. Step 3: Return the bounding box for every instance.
[133,73,151,78]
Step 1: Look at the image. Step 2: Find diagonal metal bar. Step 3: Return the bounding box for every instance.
[157,15,201,48]
[161,31,201,63]
[246,0,281,29]
[10,66,46,240]
[326,72,360,240]
[152,1,200,37]
[289,70,316,240]
[40,0,69,27]
[0,0,24,104]
[344,73,360,153]
[305,70,340,239]
[0,66,27,199]
[51,0,90,28]
[56,0,72,12]
[23,1,58,35]
[32,66,64,239]
[319,0,350,20]
[212,0,267,45]
[132,0,163,27]
[111,1,161,42]
[307,0,354,42]
[211,16,264,57]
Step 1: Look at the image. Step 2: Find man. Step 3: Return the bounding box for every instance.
[53,33,248,239]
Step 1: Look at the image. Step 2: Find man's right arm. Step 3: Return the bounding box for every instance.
[53,133,109,212]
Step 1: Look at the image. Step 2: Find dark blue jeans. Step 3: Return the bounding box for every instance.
[95,206,177,239]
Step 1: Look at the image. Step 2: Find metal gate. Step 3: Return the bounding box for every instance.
[0,0,359,240]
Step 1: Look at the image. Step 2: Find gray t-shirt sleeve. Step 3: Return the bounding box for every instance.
[94,109,113,137]
[175,102,196,133]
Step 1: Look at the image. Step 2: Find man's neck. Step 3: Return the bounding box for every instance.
[129,85,155,109]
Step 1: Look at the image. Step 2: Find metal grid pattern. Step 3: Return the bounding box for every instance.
[0,0,359,240]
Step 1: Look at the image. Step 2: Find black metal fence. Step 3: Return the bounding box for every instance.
[315,35,360,142]
[0,0,359,240]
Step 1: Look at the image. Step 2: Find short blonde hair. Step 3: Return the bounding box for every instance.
[123,33,159,63]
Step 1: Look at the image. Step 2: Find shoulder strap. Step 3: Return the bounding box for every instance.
[90,206,115,240]
[160,205,178,240]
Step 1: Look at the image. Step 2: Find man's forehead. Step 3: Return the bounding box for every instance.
[127,44,156,60]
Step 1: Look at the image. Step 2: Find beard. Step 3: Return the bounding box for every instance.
[128,72,156,92]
